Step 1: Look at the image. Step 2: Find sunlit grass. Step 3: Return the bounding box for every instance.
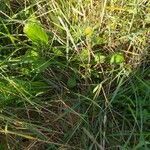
[0,0,149,149]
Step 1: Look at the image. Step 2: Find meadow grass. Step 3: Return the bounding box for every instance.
[0,0,150,149]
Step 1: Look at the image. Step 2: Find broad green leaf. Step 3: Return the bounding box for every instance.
[110,53,125,64]
[24,18,48,44]
[94,53,106,63]
[84,26,93,37]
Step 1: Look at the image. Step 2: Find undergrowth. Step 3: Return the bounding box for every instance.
[0,0,149,149]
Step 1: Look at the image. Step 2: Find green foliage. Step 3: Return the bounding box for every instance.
[84,26,93,37]
[110,53,125,64]
[79,48,89,62]
[24,49,40,61]
[22,49,50,74]
[52,47,63,56]
[24,17,48,44]
[0,0,149,149]
[0,144,5,150]
[67,76,77,88]
[94,53,106,64]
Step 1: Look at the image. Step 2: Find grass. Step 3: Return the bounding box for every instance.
[0,0,150,149]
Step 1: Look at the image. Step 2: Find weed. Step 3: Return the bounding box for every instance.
[0,0,149,149]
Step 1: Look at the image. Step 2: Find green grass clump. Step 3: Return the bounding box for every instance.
[0,0,149,149]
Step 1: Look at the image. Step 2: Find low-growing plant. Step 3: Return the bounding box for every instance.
[0,0,149,149]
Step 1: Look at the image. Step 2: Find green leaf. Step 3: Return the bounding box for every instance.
[52,47,63,56]
[80,49,89,62]
[23,49,50,74]
[24,49,40,61]
[110,53,125,64]
[67,76,77,88]
[24,18,48,44]
[21,68,30,75]
[84,26,93,37]
[32,59,50,73]
[94,53,106,63]
[92,37,106,46]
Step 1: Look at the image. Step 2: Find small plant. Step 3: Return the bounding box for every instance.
[0,0,149,149]
[23,17,51,74]
[110,53,125,64]
[84,26,93,37]
[94,53,106,64]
